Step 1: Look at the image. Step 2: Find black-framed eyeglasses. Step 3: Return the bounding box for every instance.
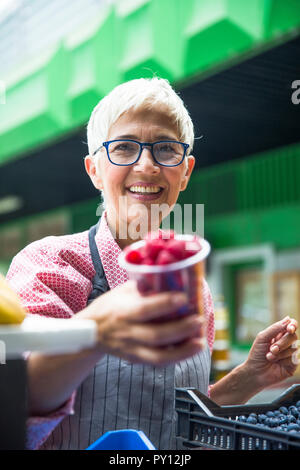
[92,139,189,167]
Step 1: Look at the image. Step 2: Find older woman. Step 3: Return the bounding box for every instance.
[7,78,298,450]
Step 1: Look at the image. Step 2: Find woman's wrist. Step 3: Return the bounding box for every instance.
[240,358,268,394]
[234,360,265,397]
[210,361,264,406]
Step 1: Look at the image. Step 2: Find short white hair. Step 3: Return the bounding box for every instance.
[86,77,194,211]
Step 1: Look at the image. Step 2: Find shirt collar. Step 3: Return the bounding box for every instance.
[95,210,129,289]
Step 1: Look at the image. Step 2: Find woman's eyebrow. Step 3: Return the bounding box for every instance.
[113,134,179,141]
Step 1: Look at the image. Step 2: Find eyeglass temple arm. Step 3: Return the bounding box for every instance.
[92,144,104,157]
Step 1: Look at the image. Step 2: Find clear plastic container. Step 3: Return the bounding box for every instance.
[119,235,210,321]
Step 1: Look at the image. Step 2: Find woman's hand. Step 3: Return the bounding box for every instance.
[210,316,299,405]
[244,316,299,390]
[76,280,205,367]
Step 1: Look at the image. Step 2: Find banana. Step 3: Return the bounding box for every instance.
[0,274,26,324]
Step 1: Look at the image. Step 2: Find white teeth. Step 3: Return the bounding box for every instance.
[128,185,161,193]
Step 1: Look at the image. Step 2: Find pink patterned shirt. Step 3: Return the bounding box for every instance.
[6,210,215,449]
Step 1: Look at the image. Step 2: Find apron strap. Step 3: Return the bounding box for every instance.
[87,219,110,305]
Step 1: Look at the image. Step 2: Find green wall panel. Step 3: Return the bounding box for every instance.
[93,9,121,96]
[180,142,300,216]
[116,0,182,83]
[68,9,120,126]
[68,39,101,126]
[0,46,71,164]
[182,0,261,76]
[0,0,299,165]
[266,0,300,38]
[205,203,300,250]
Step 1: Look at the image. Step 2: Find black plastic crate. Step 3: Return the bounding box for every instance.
[175,384,300,450]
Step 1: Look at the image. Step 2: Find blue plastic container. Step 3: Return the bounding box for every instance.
[86,429,156,450]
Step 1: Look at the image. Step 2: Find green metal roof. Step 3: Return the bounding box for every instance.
[0,0,300,166]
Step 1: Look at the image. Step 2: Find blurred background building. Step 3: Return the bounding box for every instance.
[0,0,300,375]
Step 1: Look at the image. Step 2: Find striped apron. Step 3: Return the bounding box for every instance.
[40,223,211,450]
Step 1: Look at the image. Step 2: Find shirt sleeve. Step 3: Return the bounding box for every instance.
[25,388,76,450]
[6,236,93,449]
[202,279,215,397]
[203,279,215,355]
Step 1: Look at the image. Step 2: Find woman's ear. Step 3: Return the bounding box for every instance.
[84,155,103,190]
[180,155,195,191]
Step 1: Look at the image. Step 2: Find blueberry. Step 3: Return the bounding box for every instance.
[279,424,288,431]
[295,400,300,407]
[287,415,297,423]
[238,415,247,422]
[267,417,276,427]
[249,412,257,418]
[266,411,275,417]
[279,416,288,425]
[258,414,267,423]
[289,406,299,418]
[287,423,300,432]
[279,406,289,415]
[273,410,281,416]
[246,416,257,424]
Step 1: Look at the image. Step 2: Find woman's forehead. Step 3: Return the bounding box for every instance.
[107,105,180,140]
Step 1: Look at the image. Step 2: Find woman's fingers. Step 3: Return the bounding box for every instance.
[118,337,206,367]
[287,319,298,334]
[271,330,286,344]
[257,317,292,344]
[266,343,299,362]
[121,314,205,347]
[272,356,299,376]
[132,290,188,322]
[269,331,297,353]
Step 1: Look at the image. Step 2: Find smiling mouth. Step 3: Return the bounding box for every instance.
[127,185,163,194]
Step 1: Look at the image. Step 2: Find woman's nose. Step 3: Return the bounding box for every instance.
[133,147,160,173]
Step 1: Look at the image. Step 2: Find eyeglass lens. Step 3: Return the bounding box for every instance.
[107,141,184,166]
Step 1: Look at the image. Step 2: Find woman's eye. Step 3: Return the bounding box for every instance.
[159,144,176,153]
[115,144,129,151]
[112,143,133,152]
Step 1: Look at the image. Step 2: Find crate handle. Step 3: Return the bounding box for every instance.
[271,384,300,406]
[187,390,215,417]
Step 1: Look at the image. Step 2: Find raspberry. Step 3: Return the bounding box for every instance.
[156,250,178,265]
[124,232,202,266]
[125,249,143,264]
[143,257,155,265]
[144,238,164,261]
[165,239,186,261]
